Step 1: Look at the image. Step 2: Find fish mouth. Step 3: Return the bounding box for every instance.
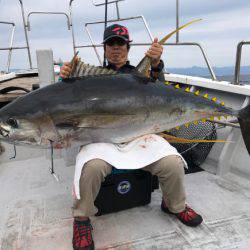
[0,124,11,138]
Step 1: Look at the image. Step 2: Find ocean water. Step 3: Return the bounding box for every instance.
[217,75,250,84]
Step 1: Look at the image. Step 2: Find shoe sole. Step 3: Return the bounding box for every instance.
[73,242,94,250]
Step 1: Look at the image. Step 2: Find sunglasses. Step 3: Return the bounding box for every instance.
[106,38,127,46]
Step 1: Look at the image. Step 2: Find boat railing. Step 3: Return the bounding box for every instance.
[84,16,154,65]
[0,21,15,73]
[1,0,216,81]
[0,0,32,70]
[234,41,250,85]
[92,0,124,6]
[92,0,124,19]
[26,12,71,31]
[7,1,73,71]
[1,1,73,71]
[69,0,217,80]
[70,0,154,65]
[17,0,32,69]
[69,0,136,59]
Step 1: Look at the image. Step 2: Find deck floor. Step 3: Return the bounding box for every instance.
[0,76,39,103]
[0,156,250,249]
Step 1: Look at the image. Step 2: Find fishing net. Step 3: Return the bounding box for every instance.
[166,121,217,173]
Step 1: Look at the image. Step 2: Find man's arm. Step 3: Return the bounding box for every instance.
[145,38,165,81]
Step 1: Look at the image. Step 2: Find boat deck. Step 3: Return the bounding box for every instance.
[0,155,250,249]
[0,74,249,249]
[0,76,38,103]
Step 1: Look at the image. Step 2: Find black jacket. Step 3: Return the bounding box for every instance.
[106,61,136,73]
[106,60,165,82]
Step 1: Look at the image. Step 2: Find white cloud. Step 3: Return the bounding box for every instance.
[0,0,250,70]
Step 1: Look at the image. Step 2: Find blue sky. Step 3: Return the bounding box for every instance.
[0,0,250,71]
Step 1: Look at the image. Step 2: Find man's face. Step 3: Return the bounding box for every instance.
[105,38,129,67]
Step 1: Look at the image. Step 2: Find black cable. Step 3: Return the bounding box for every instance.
[0,86,30,94]
[49,140,54,174]
[10,142,16,159]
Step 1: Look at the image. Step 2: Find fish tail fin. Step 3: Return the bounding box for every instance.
[238,103,250,155]
[136,57,151,77]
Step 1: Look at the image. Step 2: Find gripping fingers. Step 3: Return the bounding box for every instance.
[150,45,163,55]
[60,63,72,78]
[146,49,162,60]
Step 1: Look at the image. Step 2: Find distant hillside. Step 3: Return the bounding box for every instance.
[167,66,250,76]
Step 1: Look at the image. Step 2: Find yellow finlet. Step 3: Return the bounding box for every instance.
[203,93,209,99]
[217,116,221,120]
[175,84,180,89]
[175,126,180,130]
[184,123,190,128]
[185,87,190,92]
[193,120,199,125]
[221,101,225,106]
[202,118,207,123]
[165,81,170,85]
[209,116,214,121]
[195,90,200,96]
[211,97,217,102]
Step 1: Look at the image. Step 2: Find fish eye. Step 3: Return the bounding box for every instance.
[6,118,18,128]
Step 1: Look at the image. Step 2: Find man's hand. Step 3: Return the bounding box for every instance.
[145,38,163,68]
[59,56,79,79]
[59,62,72,79]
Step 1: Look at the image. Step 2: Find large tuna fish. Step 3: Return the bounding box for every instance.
[0,72,249,155]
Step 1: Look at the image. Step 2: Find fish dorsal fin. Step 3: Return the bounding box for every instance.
[70,57,116,77]
[136,19,202,77]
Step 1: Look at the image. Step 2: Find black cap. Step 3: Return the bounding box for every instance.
[103,24,132,43]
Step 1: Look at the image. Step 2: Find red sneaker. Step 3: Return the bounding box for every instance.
[72,218,94,250]
[161,200,203,227]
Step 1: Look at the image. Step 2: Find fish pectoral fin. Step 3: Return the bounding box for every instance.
[37,115,61,143]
